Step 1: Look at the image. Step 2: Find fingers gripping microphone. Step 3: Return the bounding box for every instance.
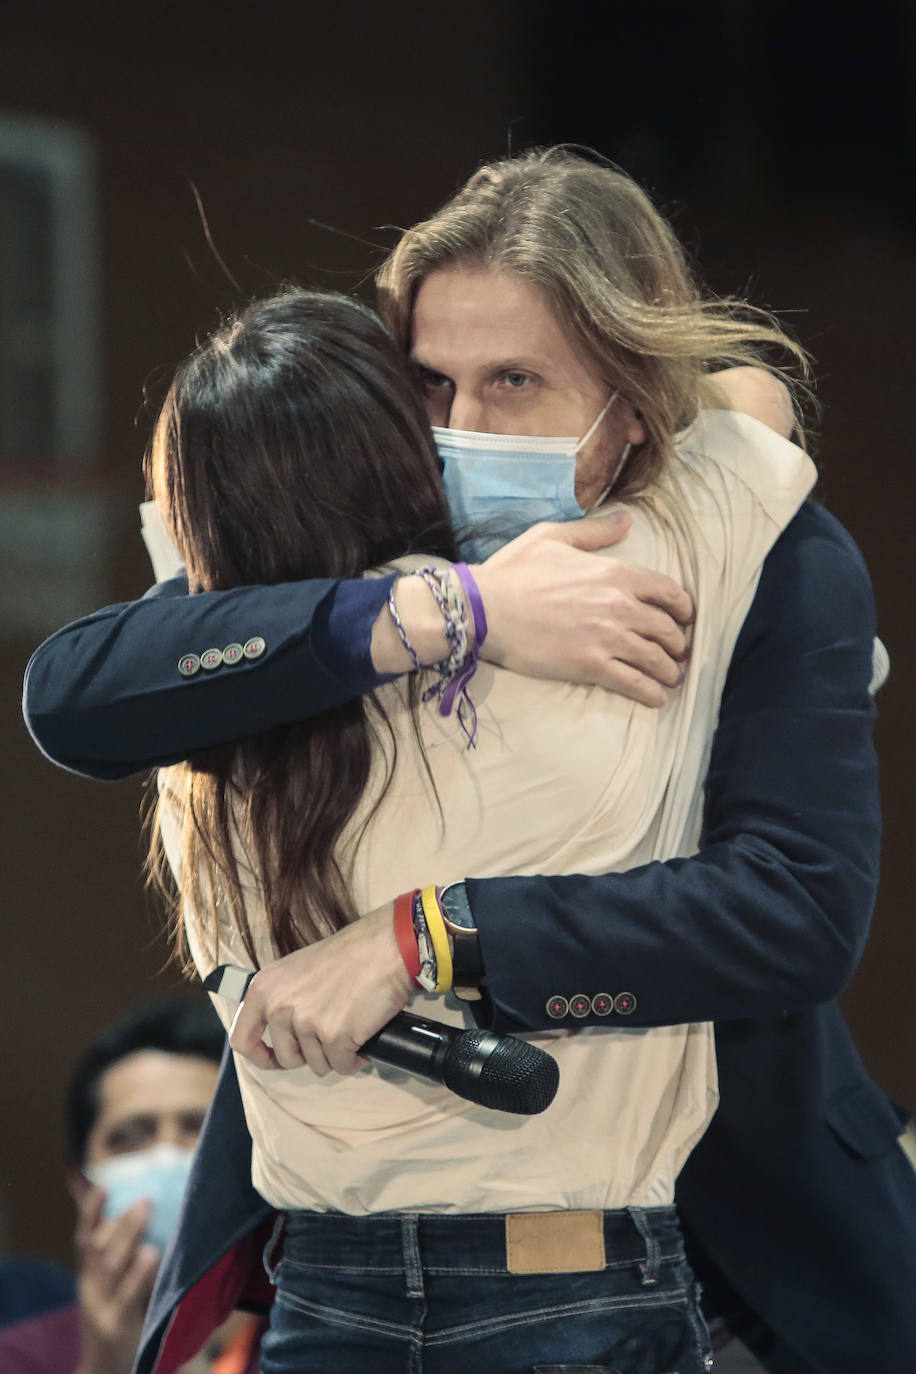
[361,1011,559,1116]
[203,966,559,1116]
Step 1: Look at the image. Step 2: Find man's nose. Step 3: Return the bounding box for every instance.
[446,390,491,433]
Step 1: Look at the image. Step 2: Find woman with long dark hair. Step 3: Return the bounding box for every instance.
[148,275,814,1373]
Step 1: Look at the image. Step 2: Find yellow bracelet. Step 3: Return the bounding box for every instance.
[420,884,453,994]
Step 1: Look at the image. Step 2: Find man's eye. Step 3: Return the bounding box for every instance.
[419,369,452,392]
[502,372,532,390]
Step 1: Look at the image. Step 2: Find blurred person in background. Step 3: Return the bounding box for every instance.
[0,999,261,1374]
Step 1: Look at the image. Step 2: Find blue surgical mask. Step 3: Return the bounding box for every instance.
[88,1142,194,1254]
[434,391,622,561]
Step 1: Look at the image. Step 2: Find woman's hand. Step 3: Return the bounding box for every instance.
[228,903,413,1077]
[474,512,694,707]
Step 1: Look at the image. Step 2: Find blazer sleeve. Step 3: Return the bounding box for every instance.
[22,575,394,780]
[466,502,882,1030]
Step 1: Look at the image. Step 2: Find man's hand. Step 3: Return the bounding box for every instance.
[74,1187,160,1374]
[474,512,694,707]
[229,904,412,1077]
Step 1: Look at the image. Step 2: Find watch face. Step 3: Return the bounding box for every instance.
[440,885,477,934]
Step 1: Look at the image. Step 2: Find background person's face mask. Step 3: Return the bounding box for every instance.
[87,1142,195,1253]
[434,392,620,561]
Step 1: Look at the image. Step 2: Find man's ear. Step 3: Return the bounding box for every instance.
[625,405,647,446]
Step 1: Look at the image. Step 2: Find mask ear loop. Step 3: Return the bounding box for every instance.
[588,445,632,511]
[577,390,636,510]
[575,389,619,454]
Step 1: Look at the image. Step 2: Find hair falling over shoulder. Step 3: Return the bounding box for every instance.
[143,288,457,971]
[376,146,814,498]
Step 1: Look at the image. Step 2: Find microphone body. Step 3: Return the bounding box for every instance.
[361,1011,559,1115]
[202,966,559,1116]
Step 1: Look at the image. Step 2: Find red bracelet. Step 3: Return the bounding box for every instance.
[393,889,422,982]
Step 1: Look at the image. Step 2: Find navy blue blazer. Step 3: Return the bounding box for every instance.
[23,502,916,1373]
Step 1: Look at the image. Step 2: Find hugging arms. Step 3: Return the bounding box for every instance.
[23,392,880,1047]
[22,143,913,1373]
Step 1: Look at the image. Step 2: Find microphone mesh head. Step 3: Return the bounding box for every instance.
[443,1032,559,1114]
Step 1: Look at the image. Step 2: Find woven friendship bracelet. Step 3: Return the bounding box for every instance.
[386,578,423,671]
[415,566,470,674]
[388,564,488,750]
[411,889,439,994]
[434,564,486,748]
[415,564,487,749]
[453,563,488,648]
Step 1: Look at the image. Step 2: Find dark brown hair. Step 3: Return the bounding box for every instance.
[147,289,457,968]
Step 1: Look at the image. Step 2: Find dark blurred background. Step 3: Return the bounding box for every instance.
[1,0,913,1262]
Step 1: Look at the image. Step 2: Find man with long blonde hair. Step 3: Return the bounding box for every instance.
[24,150,916,1373]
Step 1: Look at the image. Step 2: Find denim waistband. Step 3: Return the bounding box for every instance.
[274,1205,683,1280]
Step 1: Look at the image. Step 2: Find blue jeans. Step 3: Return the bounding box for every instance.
[260,1206,713,1374]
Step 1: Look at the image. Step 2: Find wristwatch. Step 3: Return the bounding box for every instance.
[439,883,485,1002]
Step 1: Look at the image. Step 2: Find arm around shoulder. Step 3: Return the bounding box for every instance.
[22,576,372,780]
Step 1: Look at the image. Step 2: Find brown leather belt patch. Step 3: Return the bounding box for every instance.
[505,1209,607,1274]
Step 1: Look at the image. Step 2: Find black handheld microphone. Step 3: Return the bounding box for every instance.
[361,1010,559,1115]
[203,966,559,1116]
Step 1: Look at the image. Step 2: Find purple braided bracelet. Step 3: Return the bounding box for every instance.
[453,563,488,649]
